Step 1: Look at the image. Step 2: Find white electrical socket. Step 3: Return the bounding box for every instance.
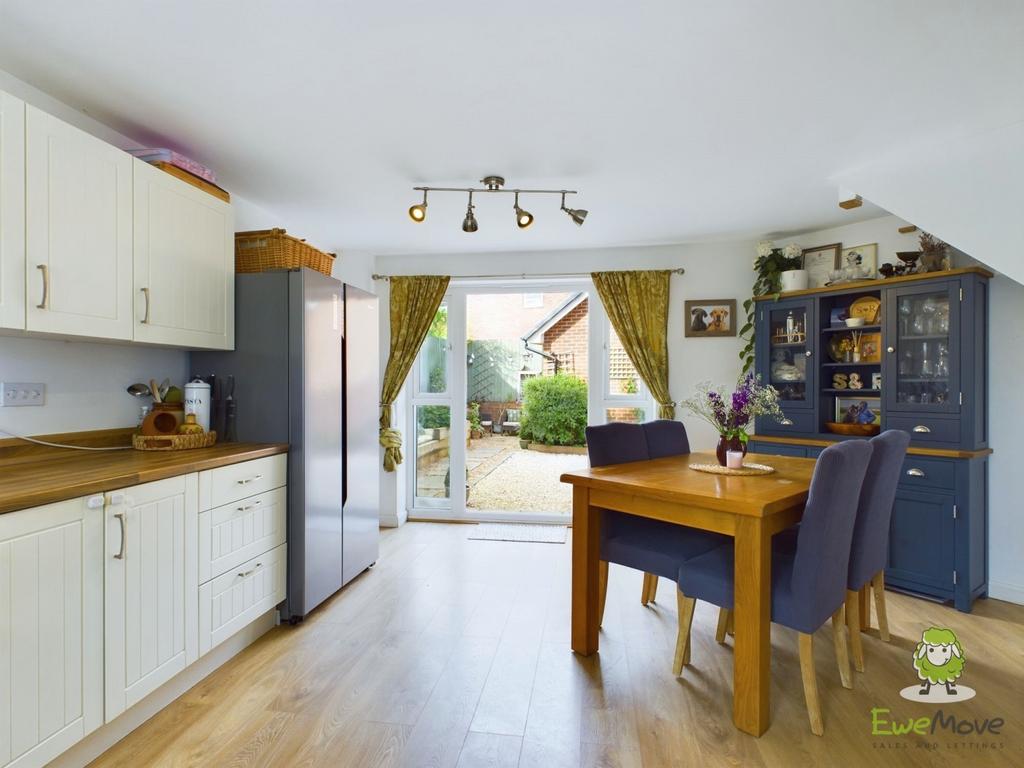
[0,382,45,407]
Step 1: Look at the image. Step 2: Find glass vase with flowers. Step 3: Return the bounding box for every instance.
[681,373,785,466]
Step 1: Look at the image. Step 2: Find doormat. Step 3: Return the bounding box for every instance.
[467,523,568,544]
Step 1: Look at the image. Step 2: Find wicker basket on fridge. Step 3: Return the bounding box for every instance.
[234,228,336,276]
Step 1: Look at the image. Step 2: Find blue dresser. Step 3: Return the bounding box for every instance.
[749,268,991,612]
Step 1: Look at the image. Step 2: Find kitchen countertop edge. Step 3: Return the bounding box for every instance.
[0,443,289,516]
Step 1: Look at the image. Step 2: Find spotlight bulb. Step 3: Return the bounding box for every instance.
[564,207,588,226]
[462,192,478,233]
[408,203,427,222]
[513,193,533,229]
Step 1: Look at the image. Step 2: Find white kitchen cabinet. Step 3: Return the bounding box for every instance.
[0,91,25,330]
[104,475,198,721]
[0,496,103,768]
[132,159,234,350]
[24,105,133,340]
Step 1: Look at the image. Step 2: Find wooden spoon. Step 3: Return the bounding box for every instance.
[149,378,163,403]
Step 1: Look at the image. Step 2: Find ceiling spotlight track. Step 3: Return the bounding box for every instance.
[407,174,586,232]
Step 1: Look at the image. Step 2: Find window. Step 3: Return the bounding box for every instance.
[411,303,451,505]
[602,322,653,423]
[522,293,543,308]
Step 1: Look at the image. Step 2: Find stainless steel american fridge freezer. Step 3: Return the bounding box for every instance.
[191,268,380,622]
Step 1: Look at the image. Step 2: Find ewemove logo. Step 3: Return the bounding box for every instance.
[900,626,976,702]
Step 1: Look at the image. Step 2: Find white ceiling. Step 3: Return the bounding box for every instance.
[1,1,1021,257]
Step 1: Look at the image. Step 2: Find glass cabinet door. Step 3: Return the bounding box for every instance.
[762,300,814,410]
[884,282,960,413]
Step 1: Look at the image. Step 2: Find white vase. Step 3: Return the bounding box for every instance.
[780,269,809,292]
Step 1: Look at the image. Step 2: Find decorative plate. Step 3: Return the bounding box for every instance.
[849,296,881,324]
[689,462,776,476]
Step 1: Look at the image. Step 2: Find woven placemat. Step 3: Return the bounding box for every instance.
[689,462,776,476]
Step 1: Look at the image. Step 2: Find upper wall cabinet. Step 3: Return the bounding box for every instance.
[133,159,234,350]
[0,91,25,330]
[25,106,134,341]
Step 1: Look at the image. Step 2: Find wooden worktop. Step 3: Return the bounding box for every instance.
[749,433,992,459]
[0,440,288,515]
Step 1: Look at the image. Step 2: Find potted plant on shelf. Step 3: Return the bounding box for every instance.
[739,241,803,373]
[681,373,785,466]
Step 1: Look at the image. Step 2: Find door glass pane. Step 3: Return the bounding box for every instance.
[608,326,643,395]
[767,307,808,402]
[418,304,448,393]
[896,291,951,405]
[415,405,451,499]
[605,407,646,424]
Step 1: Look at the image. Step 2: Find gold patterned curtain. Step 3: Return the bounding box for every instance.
[591,270,675,419]
[379,275,451,471]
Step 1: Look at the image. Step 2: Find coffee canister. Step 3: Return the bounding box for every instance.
[184,378,211,431]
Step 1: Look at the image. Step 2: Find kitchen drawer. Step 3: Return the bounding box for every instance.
[199,543,286,656]
[199,486,287,583]
[885,415,960,446]
[748,441,807,458]
[899,456,957,492]
[759,410,816,435]
[200,454,286,510]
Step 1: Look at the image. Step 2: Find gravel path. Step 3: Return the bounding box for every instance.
[468,448,587,514]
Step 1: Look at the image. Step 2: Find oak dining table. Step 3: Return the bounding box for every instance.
[560,451,816,737]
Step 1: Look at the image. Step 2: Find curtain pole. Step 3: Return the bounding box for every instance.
[371,268,684,281]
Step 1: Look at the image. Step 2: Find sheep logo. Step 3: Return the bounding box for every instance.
[899,626,977,702]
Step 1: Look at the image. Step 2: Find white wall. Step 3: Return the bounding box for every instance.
[774,214,1023,605]
[374,240,758,525]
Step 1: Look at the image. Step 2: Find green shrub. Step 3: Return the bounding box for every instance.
[521,374,588,446]
[418,405,450,430]
[467,402,482,433]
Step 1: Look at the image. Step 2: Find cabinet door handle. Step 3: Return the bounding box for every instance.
[236,500,263,513]
[237,474,264,486]
[36,264,49,309]
[114,512,126,559]
[140,287,151,324]
[804,350,812,358]
[887,346,895,354]
[237,562,262,578]
[912,425,931,433]
[779,418,794,426]
[906,468,926,478]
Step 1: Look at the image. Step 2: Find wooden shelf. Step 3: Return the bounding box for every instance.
[899,334,949,341]
[822,389,881,395]
[822,361,881,367]
[821,325,881,334]
[753,267,993,302]
[769,341,808,348]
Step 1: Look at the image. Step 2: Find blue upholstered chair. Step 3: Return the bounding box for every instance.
[586,421,725,628]
[674,440,873,735]
[841,430,911,670]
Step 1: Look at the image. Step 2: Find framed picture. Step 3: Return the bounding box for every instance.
[802,243,842,288]
[685,299,737,337]
[841,243,878,279]
[836,396,881,425]
[858,332,881,362]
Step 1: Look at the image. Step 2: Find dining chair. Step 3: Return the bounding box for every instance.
[842,430,911,671]
[674,440,873,735]
[586,422,725,628]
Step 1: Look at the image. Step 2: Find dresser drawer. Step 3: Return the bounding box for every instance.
[200,454,286,510]
[885,415,960,446]
[899,456,957,492]
[758,410,816,435]
[199,486,287,583]
[199,543,286,656]
[748,441,807,458]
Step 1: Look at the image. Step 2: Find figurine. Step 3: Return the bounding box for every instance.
[849,372,863,390]
[832,373,848,389]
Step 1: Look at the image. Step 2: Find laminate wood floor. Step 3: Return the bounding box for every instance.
[89,523,1024,768]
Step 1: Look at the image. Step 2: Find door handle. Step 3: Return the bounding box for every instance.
[906,468,926,478]
[237,562,262,578]
[236,500,263,513]
[140,287,151,324]
[887,346,895,354]
[113,512,126,559]
[804,349,812,358]
[237,474,264,486]
[912,425,931,433]
[36,264,49,309]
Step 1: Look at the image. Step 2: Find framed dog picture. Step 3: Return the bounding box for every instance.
[685,299,737,337]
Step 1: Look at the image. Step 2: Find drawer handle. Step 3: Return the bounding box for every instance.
[114,512,126,559]
[912,425,931,434]
[236,500,263,513]
[238,562,263,578]
[906,468,926,478]
[779,418,794,426]
[237,474,264,485]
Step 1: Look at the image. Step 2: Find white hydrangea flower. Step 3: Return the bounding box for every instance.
[756,240,773,257]
[783,243,801,259]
